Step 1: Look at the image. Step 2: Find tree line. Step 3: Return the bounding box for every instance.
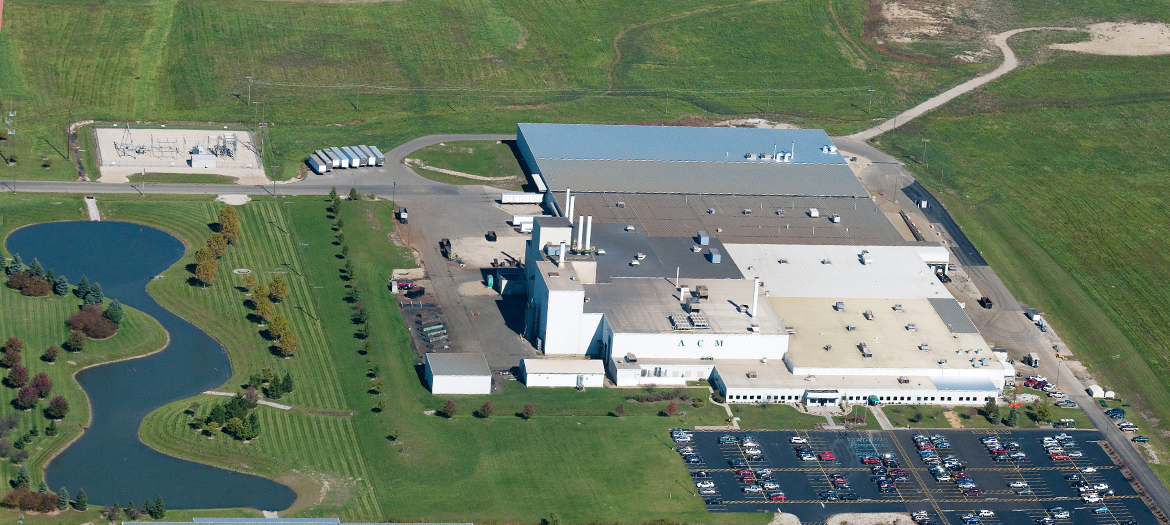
[193,206,243,287]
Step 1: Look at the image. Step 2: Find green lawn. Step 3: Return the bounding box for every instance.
[137,173,236,184]
[405,140,528,191]
[837,404,881,430]
[873,44,1170,485]
[731,403,825,430]
[3,0,995,182]
[0,271,168,491]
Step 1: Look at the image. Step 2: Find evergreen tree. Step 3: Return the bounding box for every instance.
[5,253,23,276]
[14,465,29,486]
[329,187,338,201]
[37,479,47,493]
[28,258,44,278]
[45,268,55,282]
[74,488,87,511]
[153,496,165,519]
[1036,397,1052,423]
[1006,406,1020,427]
[57,486,69,510]
[75,276,90,299]
[348,187,360,200]
[103,299,124,324]
[142,499,152,517]
[983,397,999,424]
[54,275,69,296]
[46,419,58,436]
[84,282,104,305]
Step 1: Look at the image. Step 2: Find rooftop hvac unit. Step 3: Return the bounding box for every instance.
[708,208,715,214]
[863,310,874,320]
[919,344,930,351]
[709,249,721,264]
[616,201,626,208]
[835,301,846,311]
[846,325,857,331]
[831,214,841,223]
[906,323,916,331]
[745,153,758,160]
[823,344,832,351]
[938,359,947,365]
[809,208,820,218]
[893,303,903,311]
[697,230,709,245]
[778,258,788,264]
[625,353,637,362]
[692,245,703,253]
[743,209,752,215]
[625,225,636,232]
[897,377,910,384]
[746,371,758,378]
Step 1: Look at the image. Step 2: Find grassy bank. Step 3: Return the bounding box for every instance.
[405,140,528,191]
[874,46,1170,481]
[1,0,990,181]
[0,266,168,492]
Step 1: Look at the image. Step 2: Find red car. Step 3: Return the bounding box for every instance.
[740,476,756,483]
[819,451,836,461]
[890,469,909,477]
[737,469,754,476]
[1050,454,1070,460]
[917,443,935,450]
[768,492,787,501]
[990,448,1008,455]
[862,456,882,464]
[963,488,982,496]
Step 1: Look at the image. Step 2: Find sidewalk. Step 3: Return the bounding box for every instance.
[869,405,895,430]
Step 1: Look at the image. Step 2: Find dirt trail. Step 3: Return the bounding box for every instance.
[848,26,1079,141]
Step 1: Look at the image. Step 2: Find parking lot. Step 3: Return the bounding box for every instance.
[675,429,1156,525]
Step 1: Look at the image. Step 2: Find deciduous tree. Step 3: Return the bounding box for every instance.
[254,294,274,322]
[277,333,299,357]
[2,337,23,354]
[46,396,69,419]
[268,275,289,302]
[14,387,38,410]
[1,348,20,368]
[31,372,51,398]
[195,257,218,286]
[665,401,679,416]
[442,399,457,418]
[6,365,28,388]
[268,314,290,340]
[217,206,242,244]
[478,401,495,418]
[64,331,87,352]
[242,274,257,291]
[206,232,228,257]
[521,403,536,419]
[68,305,117,339]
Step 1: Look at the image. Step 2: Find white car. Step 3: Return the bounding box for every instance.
[1082,467,1098,473]
[696,481,715,489]
[978,510,995,517]
[1009,481,1029,488]
[790,436,807,444]
[744,448,763,456]
[1068,450,1083,457]
[763,481,780,490]
[1094,483,1110,491]
[1053,511,1070,519]
[743,484,763,493]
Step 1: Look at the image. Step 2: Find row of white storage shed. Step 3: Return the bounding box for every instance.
[308,145,385,174]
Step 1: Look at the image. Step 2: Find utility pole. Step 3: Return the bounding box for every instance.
[246,76,254,106]
[921,138,930,166]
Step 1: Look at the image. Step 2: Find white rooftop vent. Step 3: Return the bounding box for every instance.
[835,301,845,311]
[625,225,635,232]
[893,304,903,312]
[906,323,917,331]
[708,208,715,214]
[615,201,626,208]
[809,208,820,218]
[743,209,752,215]
[938,359,947,365]
[745,153,757,160]
[919,343,930,351]
[830,214,841,223]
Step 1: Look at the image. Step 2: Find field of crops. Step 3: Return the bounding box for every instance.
[877,46,1170,482]
[1,0,989,181]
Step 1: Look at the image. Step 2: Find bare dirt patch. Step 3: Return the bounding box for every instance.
[828,512,915,525]
[714,118,799,129]
[1050,22,1170,56]
[943,410,963,428]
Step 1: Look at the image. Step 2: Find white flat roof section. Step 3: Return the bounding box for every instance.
[425,353,491,376]
[724,244,949,299]
[584,278,784,334]
[521,359,605,374]
[771,297,995,372]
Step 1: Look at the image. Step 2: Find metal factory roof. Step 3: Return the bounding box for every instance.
[588,222,743,282]
[425,352,491,377]
[928,297,980,334]
[556,193,914,245]
[535,159,868,196]
[518,123,847,164]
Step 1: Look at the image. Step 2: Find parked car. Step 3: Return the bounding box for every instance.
[767,491,786,501]
[789,436,807,444]
[762,482,780,490]
[695,481,714,489]
[742,484,762,493]
[960,515,980,524]
[1134,435,1151,443]
[819,451,836,461]
[1093,506,1109,514]
[718,435,738,444]
[698,488,716,495]
[692,471,709,478]
[963,488,982,496]
[703,498,722,505]
[1009,481,1029,488]
[978,510,994,517]
[861,456,881,464]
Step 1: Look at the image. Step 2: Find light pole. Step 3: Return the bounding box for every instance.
[921,139,930,166]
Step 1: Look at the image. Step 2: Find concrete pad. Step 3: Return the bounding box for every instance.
[216,194,252,205]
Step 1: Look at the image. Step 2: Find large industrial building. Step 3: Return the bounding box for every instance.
[512,123,1008,407]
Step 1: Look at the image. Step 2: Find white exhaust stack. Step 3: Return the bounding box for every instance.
[577,215,585,250]
[559,241,566,267]
[585,216,593,252]
[564,188,571,217]
[751,277,759,318]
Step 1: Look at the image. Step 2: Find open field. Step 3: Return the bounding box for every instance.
[0,252,169,492]
[1,0,994,182]
[874,44,1170,484]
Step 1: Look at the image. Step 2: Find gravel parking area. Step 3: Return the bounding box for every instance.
[676,429,1156,525]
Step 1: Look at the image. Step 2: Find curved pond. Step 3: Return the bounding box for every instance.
[7,221,295,510]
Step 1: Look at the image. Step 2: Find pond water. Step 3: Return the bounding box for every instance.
[7,221,295,510]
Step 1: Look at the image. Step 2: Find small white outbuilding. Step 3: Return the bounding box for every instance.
[521,359,605,388]
[425,353,491,395]
[1087,384,1105,398]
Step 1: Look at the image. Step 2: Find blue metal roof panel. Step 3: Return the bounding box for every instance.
[518,123,847,164]
[931,377,998,391]
[928,297,980,334]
